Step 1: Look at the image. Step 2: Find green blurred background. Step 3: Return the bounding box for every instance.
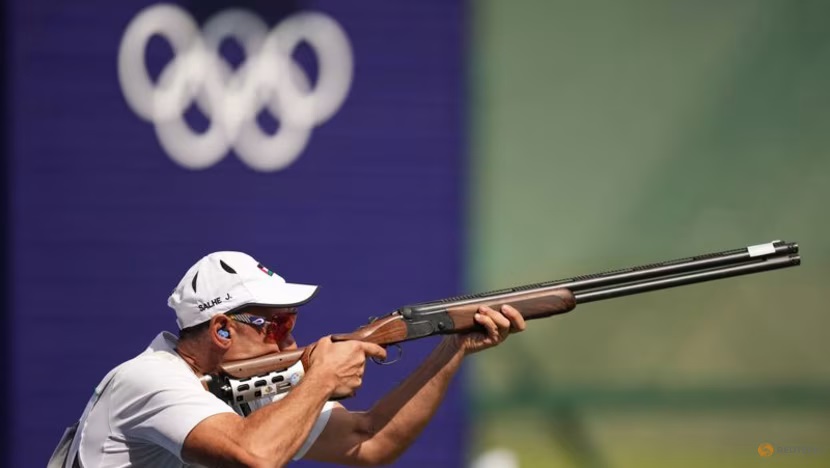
[466,1,830,466]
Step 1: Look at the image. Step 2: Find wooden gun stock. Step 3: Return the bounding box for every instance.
[218,348,308,379]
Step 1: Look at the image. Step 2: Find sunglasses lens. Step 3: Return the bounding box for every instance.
[265,314,296,342]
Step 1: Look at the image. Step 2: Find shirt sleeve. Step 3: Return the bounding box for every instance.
[292,401,336,460]
[109,357,236,461]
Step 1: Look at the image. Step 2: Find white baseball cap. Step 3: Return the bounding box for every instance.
[168,251,319,329]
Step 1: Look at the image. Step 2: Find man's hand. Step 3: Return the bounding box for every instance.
[452,304,526,355]
[307,336,387,398]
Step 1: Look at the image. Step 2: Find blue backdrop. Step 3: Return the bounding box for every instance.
[9,1,466,466]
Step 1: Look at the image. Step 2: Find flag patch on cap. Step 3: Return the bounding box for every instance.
[257,263,275,276]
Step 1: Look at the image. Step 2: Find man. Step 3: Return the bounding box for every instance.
[63,251,525,467]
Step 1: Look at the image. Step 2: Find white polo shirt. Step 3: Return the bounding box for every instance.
[77,332,333,467]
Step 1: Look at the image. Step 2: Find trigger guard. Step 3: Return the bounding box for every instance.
[372,344,402,366]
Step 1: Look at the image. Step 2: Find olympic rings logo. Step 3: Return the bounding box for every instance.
[118,4,353,171]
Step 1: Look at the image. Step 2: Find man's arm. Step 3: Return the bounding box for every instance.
[304,305,524,466]
[183,339,386,468]
[182,370,334,468]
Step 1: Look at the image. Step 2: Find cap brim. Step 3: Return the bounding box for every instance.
[244,281,319,309]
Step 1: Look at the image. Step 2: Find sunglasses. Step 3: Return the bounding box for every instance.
[229,310,297,343]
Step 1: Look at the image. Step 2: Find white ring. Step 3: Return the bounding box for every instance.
[117,5,353,171]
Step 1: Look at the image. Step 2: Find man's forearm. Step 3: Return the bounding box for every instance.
[363,336,465,462]
[240,370,334,467]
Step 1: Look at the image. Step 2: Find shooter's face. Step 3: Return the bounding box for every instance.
[222,307,299,360]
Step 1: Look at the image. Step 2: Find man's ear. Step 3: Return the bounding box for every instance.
[210,315,233,349]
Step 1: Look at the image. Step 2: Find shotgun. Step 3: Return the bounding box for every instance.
[203,240,800,406]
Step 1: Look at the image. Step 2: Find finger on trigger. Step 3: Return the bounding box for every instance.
[362,342,387,360]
